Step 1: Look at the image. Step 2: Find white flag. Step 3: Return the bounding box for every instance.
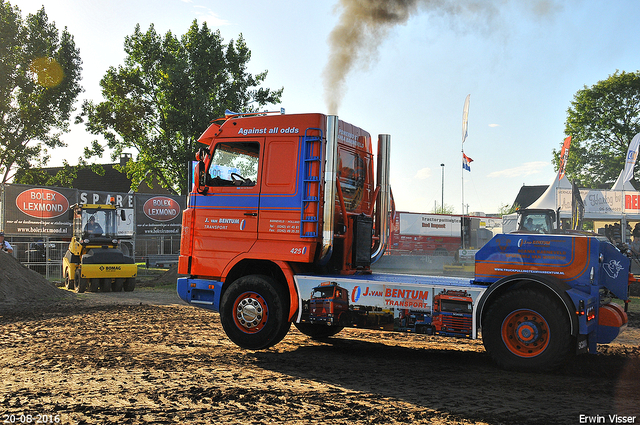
[462,94,470,144]
[622,133,640,184]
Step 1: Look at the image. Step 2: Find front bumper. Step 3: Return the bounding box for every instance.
[177,277,223,312]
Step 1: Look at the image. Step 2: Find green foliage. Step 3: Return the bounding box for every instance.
[431,203,455,214]
[0,1,83,184]
[14,161,104,187]
[79,21,283,195]
[498,202,519,216]
[554,70,640,188]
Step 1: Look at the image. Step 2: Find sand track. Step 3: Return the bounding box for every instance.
[1,290,639,425]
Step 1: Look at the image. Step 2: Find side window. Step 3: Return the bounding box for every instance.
[337,149,366,210]
[208,142,260,187]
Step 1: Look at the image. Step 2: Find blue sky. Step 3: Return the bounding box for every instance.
[17,0,640,215]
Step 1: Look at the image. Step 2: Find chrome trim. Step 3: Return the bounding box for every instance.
[319,115,339,264]
[371,134,391,263]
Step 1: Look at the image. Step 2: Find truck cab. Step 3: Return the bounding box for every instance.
[515,208,560,234]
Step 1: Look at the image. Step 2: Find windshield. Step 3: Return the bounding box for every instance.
[519,213,552,234]
[440,300,473,314]
[82,209,117,239]
[311,287,335,299]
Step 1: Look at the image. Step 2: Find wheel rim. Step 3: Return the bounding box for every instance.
[501,309,550,358]
[233,291,268,334]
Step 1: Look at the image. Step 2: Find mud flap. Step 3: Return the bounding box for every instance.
[576,334,588,355]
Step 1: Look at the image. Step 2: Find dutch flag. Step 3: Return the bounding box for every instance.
[463,152,473,172]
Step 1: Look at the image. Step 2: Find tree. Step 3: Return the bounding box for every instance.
[554,70,640,188]
[79,21,283,195]
[498,202,519,216]
[0,1,83,184]
[431,203,455,214]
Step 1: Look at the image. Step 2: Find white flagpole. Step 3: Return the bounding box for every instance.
[461,94,470,249]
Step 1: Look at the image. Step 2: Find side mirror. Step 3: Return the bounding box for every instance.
[120,209,126,221]
[195,161,208,194]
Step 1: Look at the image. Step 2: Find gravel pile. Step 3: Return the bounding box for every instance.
[0,252,74,306]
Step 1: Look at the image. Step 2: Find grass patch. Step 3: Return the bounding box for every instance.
[626,296,640,313]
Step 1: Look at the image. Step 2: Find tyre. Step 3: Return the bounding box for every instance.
[89,278,99,292]
[113,278,124,292]
[482,288,573,371]
[123,277,136,292]
[65,272,74,290]
[100,278,112,292]
[74,270,87,293]
[294,323,344,339]
[220,275,291,350]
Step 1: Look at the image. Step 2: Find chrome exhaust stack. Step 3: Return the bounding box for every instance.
[318,115,339,264]
[371,134,391,263]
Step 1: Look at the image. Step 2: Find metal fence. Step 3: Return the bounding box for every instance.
[9,241,67,281]
[5,235,180,282]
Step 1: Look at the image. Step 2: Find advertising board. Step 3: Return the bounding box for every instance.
[2,184,184,238]
[135,194,185,236]
[3,184,76,237]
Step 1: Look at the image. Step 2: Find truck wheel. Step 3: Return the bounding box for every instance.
[294,323,344,339]
[113,278,124,292]
[74,270,87,293]
[482,288,573,371]
[220,275,291,350]
[89,279,99,292]
[124,277,136,292]
[100,278,112,292]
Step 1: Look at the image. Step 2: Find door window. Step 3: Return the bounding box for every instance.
[208,142,260,187]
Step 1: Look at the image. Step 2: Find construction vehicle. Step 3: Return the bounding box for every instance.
[177,111,631,371]
[63,203,137,293]
[397,310,433,334]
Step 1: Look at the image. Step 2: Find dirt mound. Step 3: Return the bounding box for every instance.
[144,265,186,287]
[0,252,74,306]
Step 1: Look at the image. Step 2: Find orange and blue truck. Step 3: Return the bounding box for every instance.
[431,289,473,337]
[307,281,350,326]
[177,111,631,371]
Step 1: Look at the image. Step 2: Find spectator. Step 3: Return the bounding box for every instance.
[0,231,13,254]
[631,237,640,256]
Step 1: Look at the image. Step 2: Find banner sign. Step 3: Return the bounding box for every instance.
[399,213,461,237]
[558,189,625,216]
[3,184,76,237]
[2,184,184,238]
[78,190,134,208]
[135,194,185,236]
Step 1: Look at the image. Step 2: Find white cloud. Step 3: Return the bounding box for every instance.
[487,161,548,178]
[414,168,431,180]
[488,123,500,128]
[193,6,231,26]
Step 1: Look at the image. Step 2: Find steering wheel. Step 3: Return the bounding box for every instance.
[230,173,247,185]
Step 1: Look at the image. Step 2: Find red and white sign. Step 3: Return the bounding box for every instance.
[15,188,69,219]
[143,196,181,222]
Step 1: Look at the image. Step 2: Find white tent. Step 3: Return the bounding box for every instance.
[611,169,636,191]
[527,170,572,210]
[502,171,572,233]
